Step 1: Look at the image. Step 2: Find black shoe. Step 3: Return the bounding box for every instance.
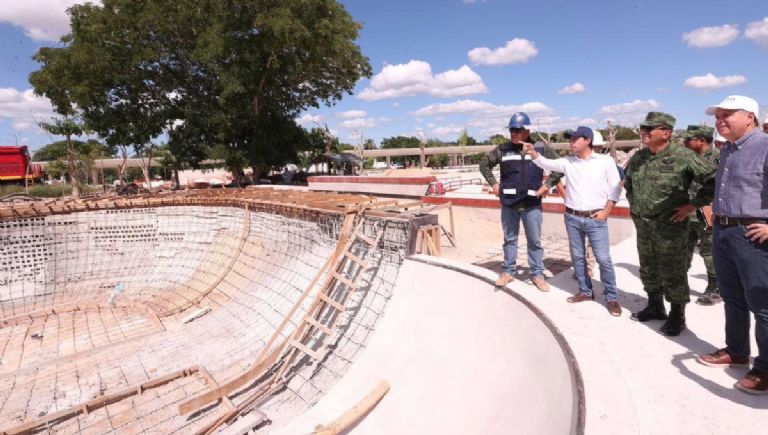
[660,303,686,336]
[696,292,722,306]
[696,279,721,305]
[630,293,667,322]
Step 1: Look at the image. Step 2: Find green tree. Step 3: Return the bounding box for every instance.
[487,134,509,145]
[31,0,371,184]
[381,136,420,166]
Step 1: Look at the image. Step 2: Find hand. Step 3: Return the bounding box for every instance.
[701,205,713,228]
[535,185,549,198]
[492,183,500,197]
[521,142,538,159]
[591,209,610,221]
[556,182,567,199]
[745,223,768,243]
[671,204,696,222]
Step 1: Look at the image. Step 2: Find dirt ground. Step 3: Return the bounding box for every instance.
[430,206,575,281]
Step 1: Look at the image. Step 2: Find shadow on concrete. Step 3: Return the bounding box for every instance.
[473,256,572,281]
[671,352,768,409]
[614,262,640,279]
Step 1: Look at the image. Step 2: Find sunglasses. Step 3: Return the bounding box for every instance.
[639,126,670,133]
[509,127,527,133]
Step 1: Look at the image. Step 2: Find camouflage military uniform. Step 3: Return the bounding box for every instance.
[625,118,717,305]
[685,145,719,288]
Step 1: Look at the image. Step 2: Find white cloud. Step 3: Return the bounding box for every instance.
[683,73,746,90]
[412,99,552,117]
[468,38,538,66]
[339,117,388,129]
[597,100,662,126]
[557,82,586,95]
[431,125,465,138]
[745,17,768,48]
[11,120,37,132]
[339,118,378,129]
[0,88,55,130]
[295,113,323,125]
[357,60,487,101]
[336,110,367,119]
[470,114,599,137]
[683,24,740,48]
[598,99,660,115]
[0,1,98,42]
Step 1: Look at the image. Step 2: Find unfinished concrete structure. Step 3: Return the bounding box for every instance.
[0,189,584,434]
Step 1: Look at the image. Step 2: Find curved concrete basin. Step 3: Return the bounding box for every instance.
[0,192,582,434]
[276,259,583,435]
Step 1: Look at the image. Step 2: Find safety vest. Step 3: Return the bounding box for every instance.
[499,142,546,207]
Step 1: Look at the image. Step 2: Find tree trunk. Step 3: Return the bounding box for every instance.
[251,165,262,184]
[66,132,81,199]
[140,144,154,191]
[118,145,128,186]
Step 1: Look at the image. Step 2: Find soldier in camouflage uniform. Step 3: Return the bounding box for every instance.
[624,112,717,336]
[681,125,720,305]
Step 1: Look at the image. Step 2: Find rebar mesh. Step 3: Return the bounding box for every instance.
[0,200,409,433]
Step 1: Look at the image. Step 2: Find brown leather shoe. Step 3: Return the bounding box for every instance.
[607,301,622,317]
[735,368,768,395]
[567,292,593,303]
[495,273,514,287]
[531,275,550,292]
[696,348,750,368]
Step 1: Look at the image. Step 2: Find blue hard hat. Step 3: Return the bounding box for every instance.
[507,112,531,129]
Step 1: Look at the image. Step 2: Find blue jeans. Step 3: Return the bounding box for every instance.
[564,214,619,302]
[501,205,544,277]
[713,222,768,371]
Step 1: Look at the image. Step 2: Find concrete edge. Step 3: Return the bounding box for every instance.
[407,254,586,435]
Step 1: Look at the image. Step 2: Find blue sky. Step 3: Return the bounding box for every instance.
[1,0,767,152]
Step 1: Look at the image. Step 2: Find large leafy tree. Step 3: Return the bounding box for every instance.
[31,0,371,185]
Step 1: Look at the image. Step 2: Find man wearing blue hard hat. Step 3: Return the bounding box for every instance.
[479,112,563,290]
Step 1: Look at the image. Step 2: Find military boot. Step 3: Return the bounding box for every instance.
[660,303,686,336]
[630,292,668,322]
[696,279,721,306]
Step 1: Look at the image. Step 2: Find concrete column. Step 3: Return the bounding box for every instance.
[386,156,391,168]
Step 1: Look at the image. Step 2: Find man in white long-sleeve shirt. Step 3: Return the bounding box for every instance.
[522,126,623,316]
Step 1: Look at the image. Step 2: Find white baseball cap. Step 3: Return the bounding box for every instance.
[592,129,606,146]
[713,131,727,142]
[705,95,759,119]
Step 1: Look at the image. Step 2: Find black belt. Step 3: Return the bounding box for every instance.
[715,215,768,227]
[565,207,601,218]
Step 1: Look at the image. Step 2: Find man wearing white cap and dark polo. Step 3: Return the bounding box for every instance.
[522,126,623,316]
[697,95,768,395]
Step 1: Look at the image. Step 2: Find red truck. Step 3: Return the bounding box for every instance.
[0,146,42,183]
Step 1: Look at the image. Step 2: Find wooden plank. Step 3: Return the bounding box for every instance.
[2,367,200,434]
[288,339,322,361]
[178,339,286,415]
[354,231,378,247]
[220,410,268,435]
[330,271,358,290]
[312,381,390,435]
[318,294,345,312]
[342,251,368,268]
[303,316,334,336]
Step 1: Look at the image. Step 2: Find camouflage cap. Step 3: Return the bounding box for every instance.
[639,111,676,129]
[684,125,714,141]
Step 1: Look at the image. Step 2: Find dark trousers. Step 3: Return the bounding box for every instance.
[712,222,768,371]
